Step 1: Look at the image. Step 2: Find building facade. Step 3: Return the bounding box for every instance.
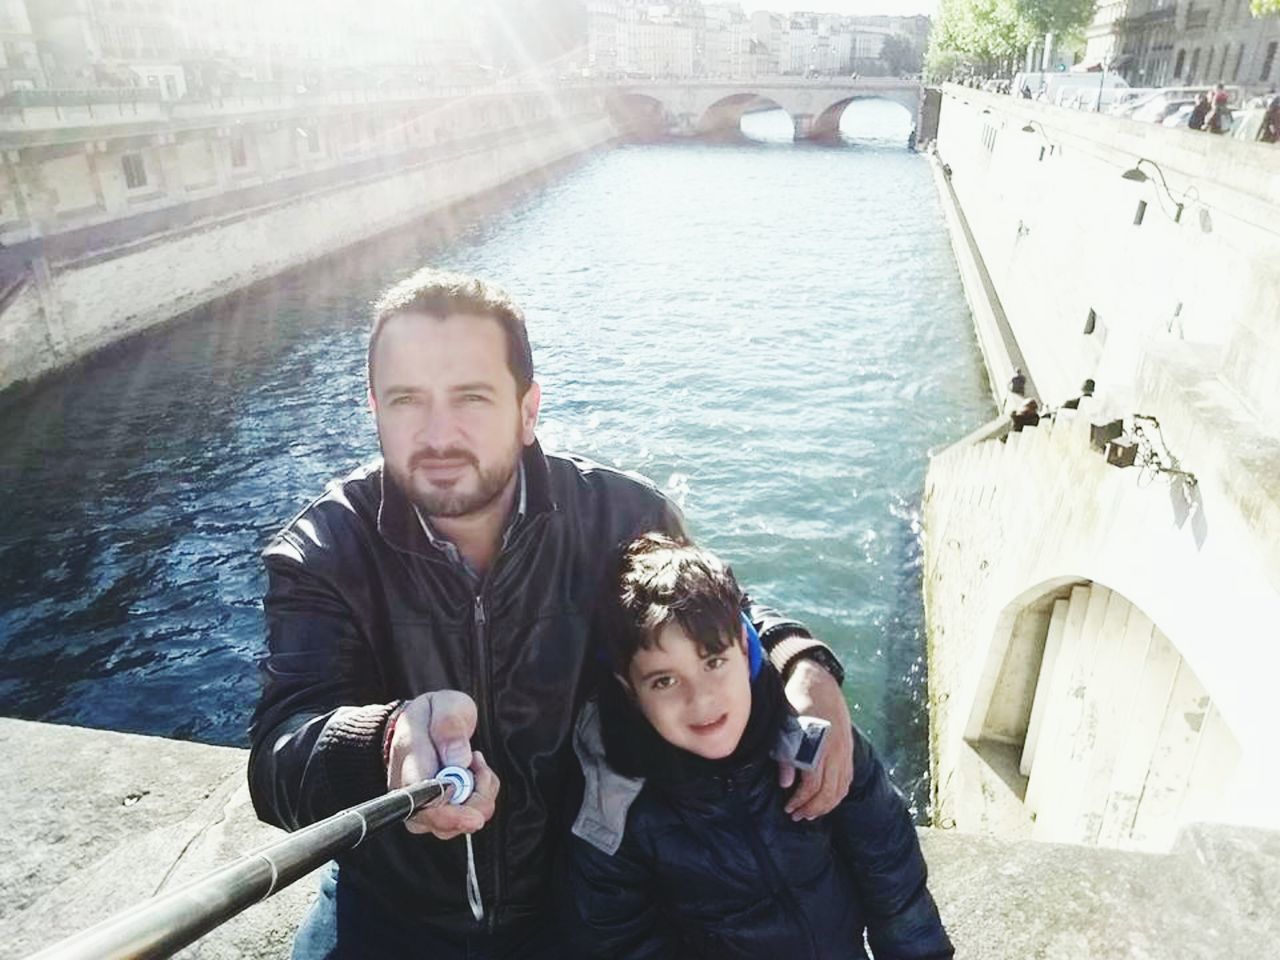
[1,0,491,98]
[1084,0,1280,91]
[590,2,929,79]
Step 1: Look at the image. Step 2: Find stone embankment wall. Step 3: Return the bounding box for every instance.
[0,94,618,397]
[924,86,1280,851]
[932,86,1280,416]
[3,719,1275,959]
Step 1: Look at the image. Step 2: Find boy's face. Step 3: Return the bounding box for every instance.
[625,622,752,760]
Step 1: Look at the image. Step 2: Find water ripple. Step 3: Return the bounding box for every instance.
[0,103,992,816]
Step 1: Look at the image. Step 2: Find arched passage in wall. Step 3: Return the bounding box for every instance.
[809,95,916,143]
[606,93,671,138]
[965,577,1241,852]
[696,93,790,139]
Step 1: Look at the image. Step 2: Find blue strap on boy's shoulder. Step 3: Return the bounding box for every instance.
[742,612,763,680]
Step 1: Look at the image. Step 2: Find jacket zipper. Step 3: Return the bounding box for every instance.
[473,592,502,933]
[726,777,820,959]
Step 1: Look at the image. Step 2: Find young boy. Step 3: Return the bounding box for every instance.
[564,533,953,959]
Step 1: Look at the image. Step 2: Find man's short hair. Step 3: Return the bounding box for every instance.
[605,533,744,673]
[367,268,534,396]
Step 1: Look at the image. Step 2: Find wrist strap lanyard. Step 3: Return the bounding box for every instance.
[464,834,484,922]
[439,766,485,923]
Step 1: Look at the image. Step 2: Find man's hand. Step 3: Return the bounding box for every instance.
[780,660,854,820]
[385,690,500,839]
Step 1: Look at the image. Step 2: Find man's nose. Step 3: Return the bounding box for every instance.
[413,405,459,447]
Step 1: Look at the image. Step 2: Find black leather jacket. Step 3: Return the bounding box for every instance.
[248,441,822,936]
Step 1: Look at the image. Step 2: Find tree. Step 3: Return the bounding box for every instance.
[1014,0,1098,37]
[926,0,1035,79]
[1251,0,1279,13]
[882,34,924,76]
[924,0,1100,80]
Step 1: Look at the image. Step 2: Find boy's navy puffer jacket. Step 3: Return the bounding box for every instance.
[563,670,954,960]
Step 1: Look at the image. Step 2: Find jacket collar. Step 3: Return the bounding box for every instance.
[376,438,555,558]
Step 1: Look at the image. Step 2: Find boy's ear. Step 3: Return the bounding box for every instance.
[738,620,749,650]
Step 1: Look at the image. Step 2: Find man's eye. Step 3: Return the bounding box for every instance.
[650,676,676,691]
[390,395,416,406]
[461,394,489,404]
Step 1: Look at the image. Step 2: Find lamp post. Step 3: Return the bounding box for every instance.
[1120,158,1184,223]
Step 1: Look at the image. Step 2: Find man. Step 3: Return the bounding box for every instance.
[1207,88,1233,135]
[249,270,853,958]
[1060,378,1095,411]
[1188,93,1211,131]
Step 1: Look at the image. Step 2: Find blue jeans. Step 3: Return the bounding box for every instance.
[291,862,575,960]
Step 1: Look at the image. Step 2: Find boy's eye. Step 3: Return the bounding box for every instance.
[650,676,676,691]
[705,656,728,670]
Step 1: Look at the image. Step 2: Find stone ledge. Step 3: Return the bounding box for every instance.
[3,718,1277,958]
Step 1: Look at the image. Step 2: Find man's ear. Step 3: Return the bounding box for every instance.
[520,381,541,446]
[367,387,378,415]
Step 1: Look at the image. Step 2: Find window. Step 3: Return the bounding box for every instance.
[122,153,147,189]
[1188,48,1201,83]
[229,136,247,168]
[1173,49,1185,78]
[1205,47,1214,79]
[1263,41,1277,82]
[301,126,321,153]
[1232,43,1244,82]
[164,75,177,98]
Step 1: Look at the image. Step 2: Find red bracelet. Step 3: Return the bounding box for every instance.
[382,700,408,768]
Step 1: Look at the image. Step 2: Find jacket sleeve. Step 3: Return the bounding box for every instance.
[247,549,396,831]
[830,729,954,960]
[562,833,682,960]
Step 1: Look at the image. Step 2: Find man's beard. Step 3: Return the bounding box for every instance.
[392,445,520,519]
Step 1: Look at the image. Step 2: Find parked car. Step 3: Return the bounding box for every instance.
[1126,86,1243,123]
[1230,106,1269,140]
[1132,95,1198,124]
[1162,103,1198,127]
[1011,70,1129,104]
[1107,88,1160,116]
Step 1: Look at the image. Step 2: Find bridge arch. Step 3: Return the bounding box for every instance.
[810,94,918,140]
[614,81,924,142]
[965,576,1240,852]
[606,93,671,138]
[696,93,790,139]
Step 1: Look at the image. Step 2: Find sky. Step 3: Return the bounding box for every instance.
[750,0,938,16]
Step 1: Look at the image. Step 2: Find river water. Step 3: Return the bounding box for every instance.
[0,103,992,815]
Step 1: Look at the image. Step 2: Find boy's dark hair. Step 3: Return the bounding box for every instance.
[367,268,534,396]
[607,533,744,673]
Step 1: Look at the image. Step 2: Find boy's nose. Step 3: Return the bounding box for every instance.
[687,684,716,714]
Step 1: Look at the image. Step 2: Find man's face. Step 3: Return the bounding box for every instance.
[370,311,539,519]
[626,622,752,760]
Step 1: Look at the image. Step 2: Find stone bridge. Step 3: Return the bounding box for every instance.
[608,78,923,140]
